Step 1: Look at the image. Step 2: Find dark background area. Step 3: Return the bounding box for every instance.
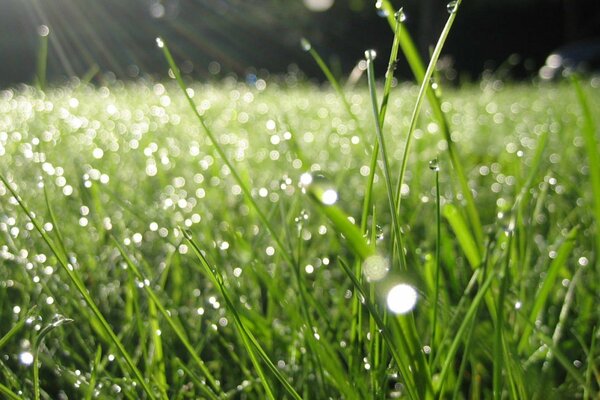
[1,0,599,86]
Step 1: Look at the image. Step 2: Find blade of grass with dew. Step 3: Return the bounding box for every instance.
[0,311,32,351]
[0,174,159,400]
[431,159,442,358]
[518,225,578,352]
[0,383,20,400]
[393,0,463,223]
[300,38,360,129]
[33,316,73,400]
[443,204,481,269]
[360,10,405,234]
[183,229,303,400]
[571,76,600,269]
[380,0,484,248]
[35,26,48,91]
[113,238,221,399]
[365,49,406,270]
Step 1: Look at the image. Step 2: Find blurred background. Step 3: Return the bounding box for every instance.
[1,0,599,86]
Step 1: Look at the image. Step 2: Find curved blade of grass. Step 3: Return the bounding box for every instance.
[33,316,74,400]
[300,38,360,128]
[183,229,302,400]
[393,0,464,226]
[0,174,158,400]
[571,76,600,269]
[380,0,484,248]
[304,185,373,260]
[0,383,20,400]
[518,226,578,352]
[443,204,481,269]
[113,238,221,399]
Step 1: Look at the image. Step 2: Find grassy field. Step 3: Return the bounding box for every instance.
[1,72,599,398]
[1,3,600,397]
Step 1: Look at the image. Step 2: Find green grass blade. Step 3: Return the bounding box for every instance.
[303,179,374,260]
[35,26,49,91]
[84,346,103,400]
[0,174,158,400]
[443,204,481,269]
[571,76,600,269]
[518,226,578,352]
[300,38,360,128]
[0,382,20,400]
[33,316,73,400]
[365,49,405,269]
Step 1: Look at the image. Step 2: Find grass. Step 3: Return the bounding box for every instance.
[1,4,600,399]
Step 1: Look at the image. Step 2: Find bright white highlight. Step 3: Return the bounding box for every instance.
[299,173,313,187]
[387,283,417,314]
[320,189,338,205]
[303,0,334,12]
[19,351,34,366]
[363,254,389,282]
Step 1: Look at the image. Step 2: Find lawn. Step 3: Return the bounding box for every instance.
[1,5,600,397]
[1,71,598,398]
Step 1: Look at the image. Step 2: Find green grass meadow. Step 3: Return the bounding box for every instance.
[1,4,600,399]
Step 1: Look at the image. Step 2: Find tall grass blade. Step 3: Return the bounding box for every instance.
[365,49,405,269]
[300,38,360,127]
[571,76,600,270]
[35,26,49,91]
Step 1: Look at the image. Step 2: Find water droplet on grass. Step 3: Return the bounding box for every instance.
[395,8,407,22]
[446,1,458,14]
[155,37,164,48]
[363,254,389,281]
[429,158,439,171]
[364,49,377,60]
[300,173,339,205]
[19,351,34,366]
[387,283,417,314]
[300,38,312,51]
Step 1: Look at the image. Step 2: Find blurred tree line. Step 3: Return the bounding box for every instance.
[0,0,598,86]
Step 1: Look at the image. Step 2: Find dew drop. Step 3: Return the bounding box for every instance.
[395,8,407,22]
[300,38,312,52]
[387,283,417,314]
[446,1,458,14]
[300,173,339,205]
[156,37,164,48]
[429,158,439,171]
[37,25,50,37]
[19,351,34,366]
[364,49,377,61]
[363,254,390,282]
